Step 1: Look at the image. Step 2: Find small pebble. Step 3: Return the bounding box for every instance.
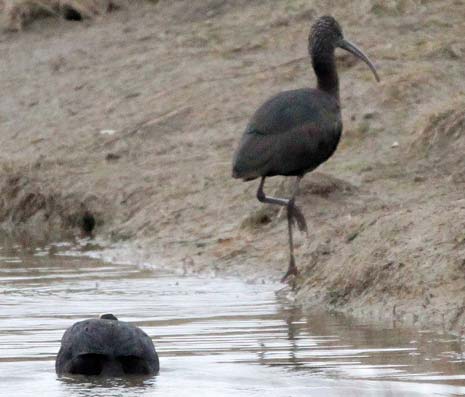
[100,129,116,135]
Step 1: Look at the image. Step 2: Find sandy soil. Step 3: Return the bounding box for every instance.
[1,0,465,331]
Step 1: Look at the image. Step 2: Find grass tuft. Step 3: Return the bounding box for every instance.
[2,0,116,31]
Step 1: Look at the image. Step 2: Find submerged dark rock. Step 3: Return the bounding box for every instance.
[55,315,159,376]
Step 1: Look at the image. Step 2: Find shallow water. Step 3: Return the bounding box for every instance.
[1,240,465,397]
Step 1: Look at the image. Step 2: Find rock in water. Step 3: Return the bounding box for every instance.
[55,315,159,376]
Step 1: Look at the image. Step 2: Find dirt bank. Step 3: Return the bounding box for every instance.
[1,0,465,331]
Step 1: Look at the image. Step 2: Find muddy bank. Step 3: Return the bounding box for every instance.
[0,0,464,331]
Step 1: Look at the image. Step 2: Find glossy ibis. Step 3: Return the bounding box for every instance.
[232,16,380,282]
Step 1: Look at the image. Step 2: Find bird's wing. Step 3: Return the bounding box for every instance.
[232,89,341,179]
[249,88,330,136]
[232,129,277,179]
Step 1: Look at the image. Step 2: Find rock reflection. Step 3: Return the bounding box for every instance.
[57,375,157,397]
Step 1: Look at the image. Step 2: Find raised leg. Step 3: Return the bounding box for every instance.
[256,176,288,207]
[256,177,308,283]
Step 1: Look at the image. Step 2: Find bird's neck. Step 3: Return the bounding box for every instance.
[312,52,340,101]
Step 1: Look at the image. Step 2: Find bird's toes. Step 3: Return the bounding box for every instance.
[293,206,308,234]
[288,214,296,228]
[281,268,295,284]
[281,257,299,284]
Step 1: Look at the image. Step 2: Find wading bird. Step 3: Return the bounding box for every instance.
[232,16,380,282]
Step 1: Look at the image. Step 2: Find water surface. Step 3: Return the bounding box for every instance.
[1,239,465,396]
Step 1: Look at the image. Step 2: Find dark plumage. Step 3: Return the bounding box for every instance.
[232,88,342,180]
[232,16,379,282]
[55,314,159,377]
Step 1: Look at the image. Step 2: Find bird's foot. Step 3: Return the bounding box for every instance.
[289,204,308,234]
[281,257,299,283]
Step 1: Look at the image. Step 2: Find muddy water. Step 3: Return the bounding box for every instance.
[1,240,465,397]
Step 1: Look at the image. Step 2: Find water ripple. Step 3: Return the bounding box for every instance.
[0,239,465,396]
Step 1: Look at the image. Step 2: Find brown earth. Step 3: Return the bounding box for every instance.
[1,0,465,331]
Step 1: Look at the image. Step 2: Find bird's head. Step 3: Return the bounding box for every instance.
[309,15,380,82]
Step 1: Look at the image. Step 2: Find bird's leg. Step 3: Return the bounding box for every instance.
[287,176,307,234]
[281,200,298,283]
[256,177,307,232]
[256,176,288,207]
[256,177,308,283]
[282,176,306,283]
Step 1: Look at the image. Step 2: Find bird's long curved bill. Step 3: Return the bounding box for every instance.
[338,39,380,82]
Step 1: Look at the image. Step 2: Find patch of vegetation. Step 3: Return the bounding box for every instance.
[240,206,279,230]
[2,0,118,31]
[411,100,465,157]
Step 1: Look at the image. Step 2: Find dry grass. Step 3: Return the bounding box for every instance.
[2,0,115,31]
[411,100,465,158]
